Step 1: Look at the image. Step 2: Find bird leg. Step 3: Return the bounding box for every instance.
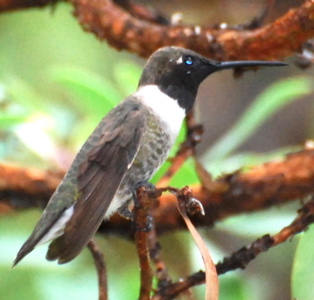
[131,181,160,232]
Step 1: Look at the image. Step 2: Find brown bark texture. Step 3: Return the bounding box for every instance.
[1,0,314,61]
[2,149,314,237]
[1,0,314,298]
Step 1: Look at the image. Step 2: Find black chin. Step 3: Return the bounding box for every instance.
[158,85,196,113]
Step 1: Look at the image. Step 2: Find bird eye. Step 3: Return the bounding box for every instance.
[184,56,194,66]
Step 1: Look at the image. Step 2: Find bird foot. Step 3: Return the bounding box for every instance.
[131,181,158,232]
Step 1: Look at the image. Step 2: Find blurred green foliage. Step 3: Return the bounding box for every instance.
[292,224,314,300]
[203,77,313,162]
[0,3,314,300]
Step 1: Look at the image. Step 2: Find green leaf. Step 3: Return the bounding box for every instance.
[203,77,313,162]
[219,274,248,300]
[151,158,199,187]
[291,224,314,300]
[205,146,300,177]
[0,113,28,129]
[150,161,170,184]
[114,60,142,96]
[170,158,200,186]
[5,77,49,113]
[50,66,122,118]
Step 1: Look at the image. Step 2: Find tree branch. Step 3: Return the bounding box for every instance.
[0,0,57,12]
[155,196,314,298]
[1,0,314,61]
[2,149,314,237]
[70,0,314,60]
[87,239,108,300]
[133,184,161,300]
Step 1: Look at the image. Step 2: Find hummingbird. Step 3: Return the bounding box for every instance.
[14,47,286,265]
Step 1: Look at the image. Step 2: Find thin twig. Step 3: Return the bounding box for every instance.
[155,197,314,298]
[133,185,161,300]
[87,239,108,300]
[147,230,172,289]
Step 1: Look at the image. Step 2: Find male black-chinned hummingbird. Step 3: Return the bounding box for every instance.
[13,46,286,265]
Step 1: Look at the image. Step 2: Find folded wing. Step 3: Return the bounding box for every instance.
[47,101,145,263]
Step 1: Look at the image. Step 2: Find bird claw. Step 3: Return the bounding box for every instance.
[118,203,134,220]
[132,215,153,232]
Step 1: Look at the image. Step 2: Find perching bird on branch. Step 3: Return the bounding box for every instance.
[14,46,286,265]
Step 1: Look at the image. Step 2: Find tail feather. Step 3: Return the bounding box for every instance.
[13,243,35,267]
[13,205,74,267]
[46,236,64,262]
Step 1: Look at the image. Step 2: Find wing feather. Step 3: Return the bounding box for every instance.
[47,103,145,263]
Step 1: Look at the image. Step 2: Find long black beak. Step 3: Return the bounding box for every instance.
[215,60,287,70]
